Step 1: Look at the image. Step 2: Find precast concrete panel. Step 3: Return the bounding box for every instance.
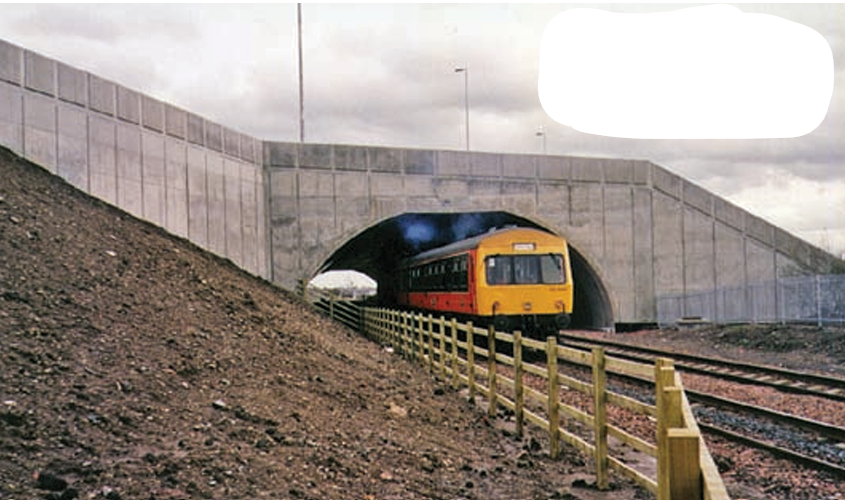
[538,155,571,181]
[502,154,535,178]
[652,165,682,199]
[433,178,469,202]
[88,75,115,116]
[714,222,745,289]
[683,206,715,293]
[299,197,335,220]
[369,147,403,173]
[56,104,88,191]
[265,142,297,168]
[336,197,370,220]
[88,115,117,204]
[186,146,208,249]
[23,93,57,172]
[468,179,501,197]
[372,198,409,218]
[141,95,164,132]
[206,122,222,152]
[165,105,186,139]
[776,252,810,278]
[370,173,403,196]
[205,155,226,255]
[224,159,244,267]
[334,171,369,197]
[116,86,140,125]
[24,51,54,96]
[187,113,204,146]
[683,180,712,215]
[333,144,367,171]
[603,159,635,184]
[438,150,470,176]
[567,183,604,257]
[299,170,334,197]
[405,149,435,175]
[0,82,23,155]
[223,128,239,158]
[746,214,774,246]
[240,134,256,163]
[469,152,501,177]
[141,132,166,226]
[537,181,568,209]
[165,138,188,238]
[57,63,86,106]
[632,161,651,185]
[746,239,775,283]
[299,143,332,169]
[604,186,635,319]
[746,240,776,320]
[240,164,258,275]
[632,187,655,320]
[571,157,604,183]
[0,40,22,85]
[714,196,745,231]
[116,123,143,218]
[256,171,269,279]
[652,191,684,294]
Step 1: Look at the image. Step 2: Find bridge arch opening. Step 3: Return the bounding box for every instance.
[313,212,614,331]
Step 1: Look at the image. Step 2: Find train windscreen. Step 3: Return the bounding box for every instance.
[485,254,565,285]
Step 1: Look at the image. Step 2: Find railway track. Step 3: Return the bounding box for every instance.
[554,332,845,479]
[558,332,845,403]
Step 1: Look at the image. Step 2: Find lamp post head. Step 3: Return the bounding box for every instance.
[454,67,466,73]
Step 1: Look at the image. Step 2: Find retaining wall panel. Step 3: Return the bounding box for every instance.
[632,160,651,185]
[0,40,22,85]
[714,196,744,231]
[88,75,115,116]
[370,173,403,196]
[205,155,227,256]
[369,147,402,173]
[604,186,634,319]
[603,159,634,184]
[240,164,258,274]
[684,207,715,293]
[299,170,334,197]
[537,155,570,180]
[333,144,366,171]
[56,104,88,190]
[300,143,332,169]
[165,138,188,237]
[334,171,369,197]
[405,149,435,175]
[24,51,54,96]
[502,154,535,178]
[747,214,774,245]
[469,152,501,177]
[57,63,86,106]
[438,150,470,176]
[141,95,164,132]
[224,159,244,266]
[468,179,501,197]
[223,127,239,157]
[652,190,684,295]
[186,146,208,249]
[116,123,143,218]
[116,86,140,124]
[632,187,655,320]
[141,131,166,226]
[0,82,23,155]
[187,113,204,145]
[23,93,57,173]
[165,105,186,139]
[206,122,222,152]
[571,157,604,183]
[88,115,117,204]
[652,165,682,199]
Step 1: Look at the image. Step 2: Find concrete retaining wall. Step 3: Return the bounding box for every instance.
[0,39,269,279]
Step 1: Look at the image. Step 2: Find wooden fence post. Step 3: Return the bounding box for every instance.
[427,314,434,374]
[439,316,446,379]
[417,313,425,366]
[487,325,497,418]
[592,347,609,490]
[655,358,676,500]
[451,318,459,389]
[669,429,702,500]
[467,322,475,400]
[514,330,524,438]
[547,336,560,459]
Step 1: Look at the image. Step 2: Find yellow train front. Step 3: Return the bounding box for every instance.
[396,227,574,337]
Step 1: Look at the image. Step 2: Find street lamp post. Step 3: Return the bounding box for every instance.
[455,67,469,151]
[536,126,546,155]
[297,3,304,143]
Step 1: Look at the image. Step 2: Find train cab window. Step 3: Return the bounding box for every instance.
[486,254,565,285]
[486,256,513,285]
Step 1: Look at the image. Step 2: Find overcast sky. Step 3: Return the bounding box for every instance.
[1,3,843,258]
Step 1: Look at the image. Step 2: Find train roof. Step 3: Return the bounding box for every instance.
[400,227,561,267]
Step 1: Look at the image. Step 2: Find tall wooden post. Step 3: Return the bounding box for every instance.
[451,318,459,389]
[547,336,560,459]
[427,314,435,373]
[655,358,676,500]
[417,313,425,366]
[467,322,475,399]
[487,325,497,418]
[514,330,524,438]
[439,316,446,379]
[592,347,609,489]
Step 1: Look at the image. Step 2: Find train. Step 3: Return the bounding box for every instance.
[392,227,573,337]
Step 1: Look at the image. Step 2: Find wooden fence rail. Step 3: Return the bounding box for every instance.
[297,287,728,500]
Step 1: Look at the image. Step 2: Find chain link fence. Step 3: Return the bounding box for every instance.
[657,274,845,327]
